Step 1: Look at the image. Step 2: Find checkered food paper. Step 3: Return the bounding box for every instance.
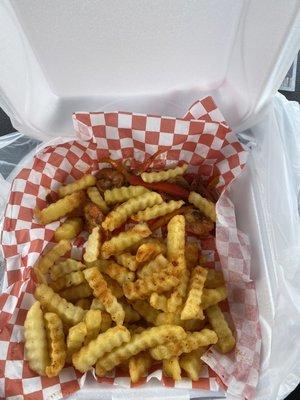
[0,97,261,400]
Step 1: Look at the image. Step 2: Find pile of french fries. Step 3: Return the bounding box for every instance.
[24,162,235,383]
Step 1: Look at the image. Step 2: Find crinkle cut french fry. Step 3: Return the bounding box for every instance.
[67,322,87,362]
[60,282,93,301]
[35,190,86,225]
[181,266,207,320]
[141,164,188,183]
[185,242,199,270]
[90,298,105,311]
[115,253,139,272]
[204,269,225,289]
[101,223,152,259]
[167,214,185,265]
[188,191,216,222]
[35,240,71,275]
[50,258,86,280]
[95,325,186,376]
[123,267,179,300]
[104,262,135,285]
[83,267,125,325]
[163,357,181,380]
[135,240,167,264]
[49,271,85,292]
[35,284,85,326]
[132,200,184,222]
[129,351,152,383]
[150,292,169,312]
[205,305,236,353]
[179,348,207,380]
[119,299,141,324]
[72,326,131,373]
[102,192,163,231]
[150,329,217,360]
[84,309,102,343]
[24,302,49,376]
[131,300,160,325]
[75,298,92,310]
[84,226,101,263]
[137,254,170,278]
[167,268,190,313]
[58,174,96,198]
[154,310,205,331]
[87,186,109,214]
[104,185,150,205]
[104,275,123,299]
[54,218,83,242]
[100,312,113,332]
[44,312,66,377]
[201,286,227,309]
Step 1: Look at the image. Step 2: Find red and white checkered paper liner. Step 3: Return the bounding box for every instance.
[0,97,261,400]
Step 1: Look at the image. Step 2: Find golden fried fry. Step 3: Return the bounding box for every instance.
[67,322,87,362]
[163,357,181,380]
[119,299,141,324]
[154,310,205,331]
[132,200,184,222]
[150,329,217,360]
[137,254,170,278]
[188,191,216,222]
[179,348,206,380]
[150,292,169,312]
[205,305,235,353]
[104,262,135,285]
[167,215,185,265]
[181,266,207,320]
[101,223,152,259]
[83,267,125,325]
[100,312,113,332]
[104,186,150,205]
[24,302,49,376]
[50,259,86,280]
[205,269,225,289]
[129,351,152,383]
[90,298,105,311]
[35,284,85,326]
[131,300,160,325]
[44,312,66,377]
[35,191,86,225]
[84,309,102,343]
[115,253,139,272]
[95,325,186,375]
[60,282,93,301]
[136,240,167,264]
[35,240,71,275]
[102,192,163,231]
[84,226,101,263]
[87,186,109,214]
[72,326,131,373]
[54,218,83,242]
[185,243,199,270]
[104,275,123,298]
[49,271,85,292]
[123,267,179,300]
[141,164,188,183]
[75,298,92,310]
[58,174,96,198]
[167,269,190,313]
[201,286,228,309]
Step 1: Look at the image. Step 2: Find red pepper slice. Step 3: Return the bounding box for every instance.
[128,175,190,200]
[138,149,166,173]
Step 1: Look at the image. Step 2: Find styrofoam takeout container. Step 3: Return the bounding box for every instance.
[0,1,300,399]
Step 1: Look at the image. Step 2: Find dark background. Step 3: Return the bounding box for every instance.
[0,60,299,399]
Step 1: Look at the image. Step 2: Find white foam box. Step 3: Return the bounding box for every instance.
[0,1,300,399]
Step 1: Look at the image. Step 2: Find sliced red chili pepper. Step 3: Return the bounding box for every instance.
[99,157,131,181]
[128,175,190,200]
